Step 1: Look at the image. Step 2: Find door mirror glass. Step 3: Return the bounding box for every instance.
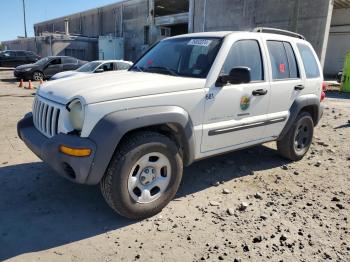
[217,67,251,86]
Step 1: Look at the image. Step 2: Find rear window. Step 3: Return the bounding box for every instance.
[297,44,320,79]
[267,41,299,80]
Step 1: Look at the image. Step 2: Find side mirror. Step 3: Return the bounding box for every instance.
[95,68,104,73]
[216,67,251,86]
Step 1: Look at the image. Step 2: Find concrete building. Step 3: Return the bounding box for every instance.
[325,6,350,77]
[2,0,350,77]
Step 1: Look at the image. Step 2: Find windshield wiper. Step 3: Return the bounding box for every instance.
[146,66,179,76]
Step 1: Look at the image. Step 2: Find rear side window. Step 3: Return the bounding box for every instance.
[297,44,320,79]
[222,40,264,81]
[267,41,299,80]
[16,51,26,56]
[284,43,299,78]
[118,62,131,70]
[63,57,78,64]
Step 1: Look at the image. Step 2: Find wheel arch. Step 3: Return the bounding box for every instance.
[86,106,195,184]
[278,94,322,141]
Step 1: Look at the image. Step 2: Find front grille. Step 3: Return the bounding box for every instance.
[33,96,60,137]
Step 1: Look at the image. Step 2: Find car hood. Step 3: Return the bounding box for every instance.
[16,64,38,70]
[51,71,85,80]
[38,71,206,105]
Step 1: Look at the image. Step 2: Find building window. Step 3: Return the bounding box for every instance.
[154,0,189,17]
[144,26,150,45]
[159,27,171,37]
[65,48,86,60]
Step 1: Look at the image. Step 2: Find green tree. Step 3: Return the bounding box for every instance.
[0,42,5,51]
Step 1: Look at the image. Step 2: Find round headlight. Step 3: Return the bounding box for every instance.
[68,99,84,131]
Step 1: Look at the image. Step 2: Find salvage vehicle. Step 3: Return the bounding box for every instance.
[0,50,40,67]
[18,28,325,219]
[14,56,86,81]
[51,60,133,80]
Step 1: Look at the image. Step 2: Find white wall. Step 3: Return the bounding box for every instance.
[324,8,350,77]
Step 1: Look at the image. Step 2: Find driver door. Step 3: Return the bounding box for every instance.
[201,38,271,153]
[44,58,62,78]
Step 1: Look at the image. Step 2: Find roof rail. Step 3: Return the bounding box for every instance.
[253,27,305,40]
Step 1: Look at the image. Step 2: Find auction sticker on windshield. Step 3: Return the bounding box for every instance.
[188,39,212,47]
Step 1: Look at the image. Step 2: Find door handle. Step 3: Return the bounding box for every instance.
[294,85,305,91]
[252,89,268,96]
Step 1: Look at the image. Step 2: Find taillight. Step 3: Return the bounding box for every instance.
[321,82,327,102]
[322,82,327,92]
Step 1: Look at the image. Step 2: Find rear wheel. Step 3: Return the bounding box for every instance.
[277,112,314,161]
[32,71,44,81]
[100,132,183,219]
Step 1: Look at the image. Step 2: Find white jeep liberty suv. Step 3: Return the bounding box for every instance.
[18,28,325,219]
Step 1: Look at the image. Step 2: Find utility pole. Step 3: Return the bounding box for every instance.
[22,0,28,37]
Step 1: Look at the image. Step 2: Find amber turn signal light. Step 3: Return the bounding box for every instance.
[59,145,92,157]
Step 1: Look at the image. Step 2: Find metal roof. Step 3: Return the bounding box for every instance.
[334,0,350,9]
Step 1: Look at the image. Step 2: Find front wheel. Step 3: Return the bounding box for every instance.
[32,71,44,81]
[100,132,183,219]
[277,112,314,161]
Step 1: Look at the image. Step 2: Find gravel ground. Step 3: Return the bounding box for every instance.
[0,68,349,262]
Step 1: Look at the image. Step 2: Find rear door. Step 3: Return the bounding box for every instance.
[263,39,304,138]
[62,57,78,71]
[16,51,28,66]
[201,38,271,152]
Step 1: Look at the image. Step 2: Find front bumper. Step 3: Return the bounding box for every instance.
[14,70,32,80]
[17,113,97,184]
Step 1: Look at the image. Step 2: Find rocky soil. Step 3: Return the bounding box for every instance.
[0,69,349,261]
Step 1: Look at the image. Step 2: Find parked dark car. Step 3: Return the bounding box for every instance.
[0,50,40,67]
[14,56,86,81]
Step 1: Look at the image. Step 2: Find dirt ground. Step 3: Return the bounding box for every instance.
[0,68,349,262]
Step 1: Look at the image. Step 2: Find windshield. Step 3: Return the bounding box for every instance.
[35,57,50,65]
[77,61,102,72]
[130,37,222,78]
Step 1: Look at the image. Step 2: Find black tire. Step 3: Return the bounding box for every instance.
[32,71,44,81]
[100,131,183,219]
[277,112,314,161]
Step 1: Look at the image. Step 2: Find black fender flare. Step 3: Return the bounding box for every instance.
[278,94,323,141]
[86,106,195,184]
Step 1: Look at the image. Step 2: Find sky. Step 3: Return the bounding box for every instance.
[0,0,122,42]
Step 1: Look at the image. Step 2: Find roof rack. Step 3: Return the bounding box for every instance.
[253,27,305,40]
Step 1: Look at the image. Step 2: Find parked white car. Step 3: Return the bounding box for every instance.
[18,28,325,219]
[50,60,133,80]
